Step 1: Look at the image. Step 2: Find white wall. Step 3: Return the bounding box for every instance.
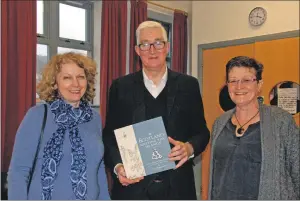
[191,1,300,78]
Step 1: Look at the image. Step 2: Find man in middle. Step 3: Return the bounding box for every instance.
[103,21,210,200]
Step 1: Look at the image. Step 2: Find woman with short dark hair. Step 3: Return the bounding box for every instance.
[209,56,299,200]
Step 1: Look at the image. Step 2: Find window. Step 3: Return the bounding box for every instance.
[36,0,93,100]
[59,3,87,41]
[57,47,88,55]
[36,44,48,83]
[148,10,173,69]
[37,0,44,35]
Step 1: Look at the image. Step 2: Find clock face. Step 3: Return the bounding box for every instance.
[249,7,267,26]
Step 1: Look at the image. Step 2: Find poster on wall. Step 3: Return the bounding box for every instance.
[278,88,297,114]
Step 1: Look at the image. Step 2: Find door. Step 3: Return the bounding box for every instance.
[255,37,299,124]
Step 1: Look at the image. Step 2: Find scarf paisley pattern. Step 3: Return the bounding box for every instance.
[41,99,93,200]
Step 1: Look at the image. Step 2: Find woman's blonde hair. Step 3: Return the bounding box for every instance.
[37,52,97,102]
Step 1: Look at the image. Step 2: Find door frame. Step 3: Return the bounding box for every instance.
[197,30,300,94]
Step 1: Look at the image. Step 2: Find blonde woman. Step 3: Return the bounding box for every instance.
[8,52,110,200]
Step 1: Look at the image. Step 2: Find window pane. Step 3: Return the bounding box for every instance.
[37,1,44,34]
[59,3,86,41]
[36,44,48,100]
[37,44,48,83]
[57,47,88,55]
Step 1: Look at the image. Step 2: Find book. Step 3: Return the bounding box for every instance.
[114,117,175,179]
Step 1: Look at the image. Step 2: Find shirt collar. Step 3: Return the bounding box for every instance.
[142,66,168,86]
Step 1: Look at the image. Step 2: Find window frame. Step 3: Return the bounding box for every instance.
[37,1,94,57]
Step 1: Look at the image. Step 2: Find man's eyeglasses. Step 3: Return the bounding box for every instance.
[227,78,257,86]
[138,41,166,51]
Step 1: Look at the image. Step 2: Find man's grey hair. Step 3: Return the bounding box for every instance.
[136,21,168,45]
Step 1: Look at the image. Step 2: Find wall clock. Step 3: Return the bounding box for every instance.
[249,7,267,26]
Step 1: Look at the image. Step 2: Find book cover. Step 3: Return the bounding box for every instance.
[114,117,175,179]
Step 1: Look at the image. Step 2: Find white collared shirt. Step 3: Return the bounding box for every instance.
[142,67,168,98]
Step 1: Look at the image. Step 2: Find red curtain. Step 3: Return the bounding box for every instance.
[100,0,128,194]
[100,0,127,126]
[1,0,37,172]
[129,0,147,73]
[171,10,187,74]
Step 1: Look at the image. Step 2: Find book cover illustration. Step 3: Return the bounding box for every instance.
[114,117,175,179]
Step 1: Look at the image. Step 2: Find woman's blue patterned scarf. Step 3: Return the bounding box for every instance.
[41,99,93,200]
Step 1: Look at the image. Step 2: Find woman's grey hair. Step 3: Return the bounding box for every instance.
[226,56,264,81]
[136,21,168,45]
